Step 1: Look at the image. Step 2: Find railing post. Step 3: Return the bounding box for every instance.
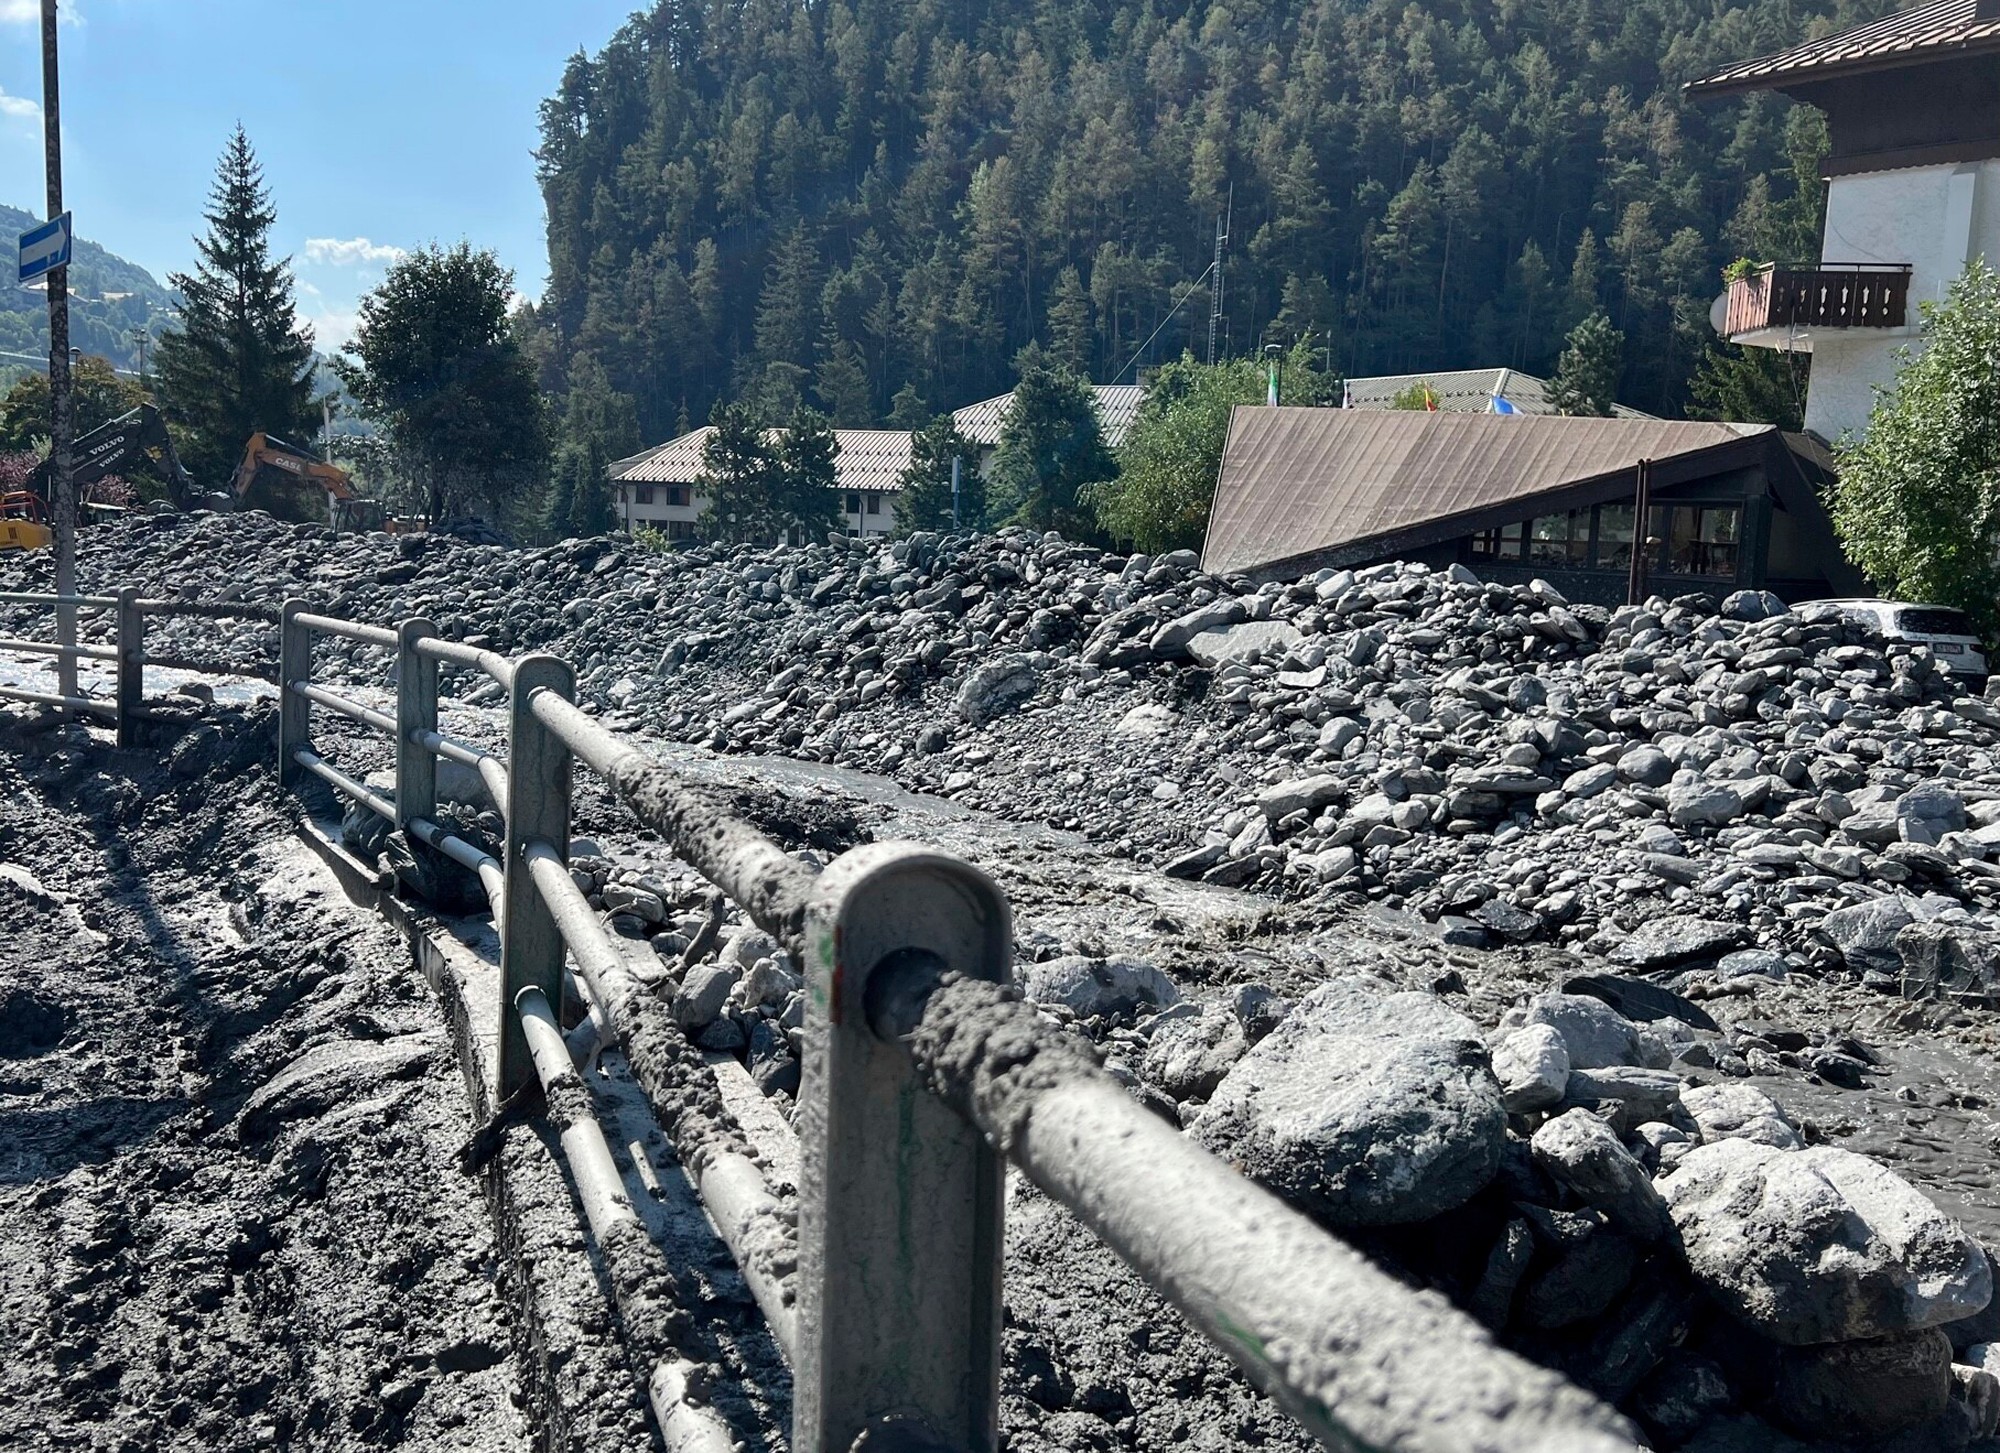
[278,598,310,787]
[794,844,1012,1453]
[499,654,573,1099]
[115,587,142,748]
[396,617,438,834]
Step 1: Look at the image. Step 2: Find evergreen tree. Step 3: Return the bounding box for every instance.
[153,126,318,487]
[542,443,580,540]
[989,359,1116,541]
[1549,314,1625,417]
[0,357,148,454]
[697,401,781,543]
[814,332,875,425]
[894,417,983,536]
[1045,267,1094,376]
[774,408,843,542]
[567,437,615,537]
[338,243,550,526]
[886,383,931,430]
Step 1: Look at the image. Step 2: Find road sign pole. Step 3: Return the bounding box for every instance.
[40,0,75,709]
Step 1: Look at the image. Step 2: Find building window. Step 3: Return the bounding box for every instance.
[1530,510,1590,565]
[1469,521,1528,560]
[1658,504,1740,577]
[1596,504,1635,572]
[635,485,655,505]
[667,520,699,541]
[865,492,880,515]
[845,491,862,515]
[666,485,689,508]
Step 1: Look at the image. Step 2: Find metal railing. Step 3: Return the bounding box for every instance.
[0,587,1639,1451]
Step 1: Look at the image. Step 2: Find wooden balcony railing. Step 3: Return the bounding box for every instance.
[1724,263,1912,336]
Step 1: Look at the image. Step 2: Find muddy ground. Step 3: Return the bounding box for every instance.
[5,689,2000,1451]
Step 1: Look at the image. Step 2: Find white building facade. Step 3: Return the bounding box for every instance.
[608,427,914,541]
[1692,0,2000,443]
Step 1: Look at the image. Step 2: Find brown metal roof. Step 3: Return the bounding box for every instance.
[1202,409,1775,577]
[951,384,1145,448]
[612,427,915,493]
[1687,0,2000,97]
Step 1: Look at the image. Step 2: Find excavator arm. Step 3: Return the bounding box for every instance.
[28,403,199,510]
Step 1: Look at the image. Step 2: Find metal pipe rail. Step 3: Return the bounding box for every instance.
[0,586,144,743]
[289,679,396,735]
[263,598,1639,1453]
[134,598,280,621]
[0,590,116,609]
[0,634,117,662]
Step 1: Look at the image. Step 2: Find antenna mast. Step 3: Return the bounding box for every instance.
[1207,186,1230,365]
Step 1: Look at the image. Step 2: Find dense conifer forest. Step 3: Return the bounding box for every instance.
[529,0,1885,440]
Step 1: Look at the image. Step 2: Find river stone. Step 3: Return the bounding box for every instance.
[1021,955,1181,1018]
[1618,745,1675,787]
[1680,1083,1802,1150]
[1531,1108,1670,1242]
[1668,780,1745,829]
[1190,976,1506,1228]
[1771,1328,1954,1444]
[1141,1003,1247,1102]
[1609,915,1752,970]
[1896,920,2000,1006]
[954,653,1037,724]
[1659,1139,1994,1344]
[1185,619,1301,667]
[1521,992,1670,1070]
[1821,897,1916,974]
[1898,781,1968,847]
[1492,1023,1569,1112]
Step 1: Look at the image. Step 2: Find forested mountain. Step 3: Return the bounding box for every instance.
[532,0,1888,442]
[0,202,174,374]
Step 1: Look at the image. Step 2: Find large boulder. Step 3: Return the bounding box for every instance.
[1491,1023,1569,1113]
[1021,955,1181,1019]
[1820,897,1915,974]
[1190,977,1505,1228]
[1896,920,2000,1006]
[1186,619,1302,667]
[1141,1003,1248,1102]
[1609,915,1752,971]
[954,653,1037,725]
[1679,1083,1802,1150]
[1771,1329,1954,1444]
[1520,992,1669,1070]
[1668,780,1745,830]
[1531,1108,1670,1241]
[1659,1139,1993,1345]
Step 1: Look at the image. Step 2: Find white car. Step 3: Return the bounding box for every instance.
[1810,598,1989,685]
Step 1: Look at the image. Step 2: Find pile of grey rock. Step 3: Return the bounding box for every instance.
[14,510,2000,1006]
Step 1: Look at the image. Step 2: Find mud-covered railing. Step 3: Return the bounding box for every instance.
[270,597,1638,1453]
[0,588,135,737]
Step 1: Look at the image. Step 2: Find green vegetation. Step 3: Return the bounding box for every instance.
[1389,381,1439,411]
[152,127,321,488]
[1833,261,2000,632]
[893,416,983,536]
[988,356,1116,540]
[1093,346,1324,554]
[1549,314,1626,417]
[530,0,1871,439]
[0,203,173,374]
[0,356,147,454]
[696,403,843,544]
[337,242,549,525]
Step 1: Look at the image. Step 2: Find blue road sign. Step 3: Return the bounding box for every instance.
[18,212,72,286]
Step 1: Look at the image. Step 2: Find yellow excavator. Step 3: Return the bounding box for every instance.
[230,433,359,523]
[0,490,51,551]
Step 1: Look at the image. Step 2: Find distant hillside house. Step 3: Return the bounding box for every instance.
[609,428,915,541]
[951,383,1145,475]
[1341,368,1656,420]
[1689,0,2000,441]
[1202,408,1864,604]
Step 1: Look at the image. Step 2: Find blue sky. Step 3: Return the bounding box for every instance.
[0,0,639,351]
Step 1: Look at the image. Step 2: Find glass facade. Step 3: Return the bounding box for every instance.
[1469,501,1742,579]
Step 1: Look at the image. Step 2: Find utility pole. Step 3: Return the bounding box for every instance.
[42,0,75,706]
[1206,189,1230,366]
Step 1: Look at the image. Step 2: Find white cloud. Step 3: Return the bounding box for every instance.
[303,237,406,268]
[301,305,360,354]
[0,86,37,122]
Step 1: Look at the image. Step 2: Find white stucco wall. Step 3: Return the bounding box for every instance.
[613,485,894,539]
[1805,159,2000,441]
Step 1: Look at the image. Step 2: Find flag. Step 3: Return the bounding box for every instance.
[1491,395,1519,415]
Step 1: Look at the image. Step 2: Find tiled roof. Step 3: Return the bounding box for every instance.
[611,427,916,493]
[1687,0,2000,96]
[1341,368,1656,420]
[1203,409,1774,577]
[951,383,1146,448]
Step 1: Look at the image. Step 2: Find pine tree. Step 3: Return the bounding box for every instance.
[989,359,1116,541]
[567,437,615,537]
[1045,266,1093,375]
[1549,313,1625,417]
[153,126,319,490]
[814,332,875,425]
[542,444,579,540]
[894,417,983,536]
[697,401,781,543]
[774,408,844,542]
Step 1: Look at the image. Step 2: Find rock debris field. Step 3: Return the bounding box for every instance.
[7,510,2000,1450]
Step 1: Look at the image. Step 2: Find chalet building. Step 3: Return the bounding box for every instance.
[1341,368,1656,419]
[951,383,1144,476]
[1201,409,1864,605]
[608,428,914,541]
[1689,0,2000,441]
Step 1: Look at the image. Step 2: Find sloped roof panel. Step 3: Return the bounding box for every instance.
[1340,368,1655,419]
[1201,409,1774,577]
[611,427,916,493]
[1687,0,2000,96]
[952,383,1146,447]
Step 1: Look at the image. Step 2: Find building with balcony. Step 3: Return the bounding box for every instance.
[1689,0,2000,442]
[608,427,915,541]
